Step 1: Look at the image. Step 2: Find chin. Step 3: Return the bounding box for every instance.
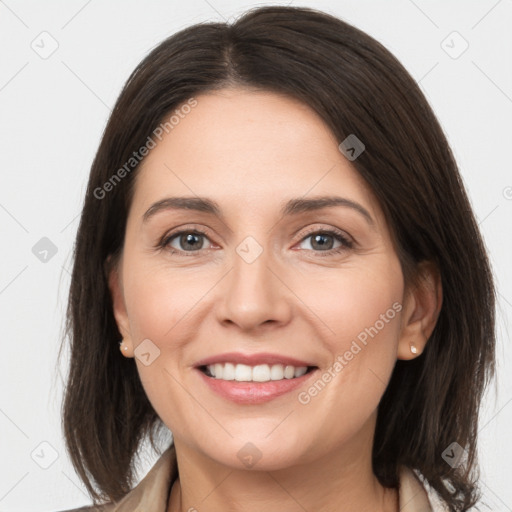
[198,435,309,472]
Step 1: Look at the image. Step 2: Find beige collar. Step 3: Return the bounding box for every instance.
[104,444,442,511]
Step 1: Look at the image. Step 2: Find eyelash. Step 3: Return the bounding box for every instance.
[298,226,354,256]
[157,226,354,257]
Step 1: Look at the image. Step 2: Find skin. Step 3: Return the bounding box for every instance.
[109,87,442,512]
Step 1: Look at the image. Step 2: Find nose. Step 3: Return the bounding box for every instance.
[216,242,293,333]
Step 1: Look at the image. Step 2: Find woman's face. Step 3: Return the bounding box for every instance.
[110,87,413,470]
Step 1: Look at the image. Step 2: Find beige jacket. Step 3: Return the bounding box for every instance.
[60,444,449,511]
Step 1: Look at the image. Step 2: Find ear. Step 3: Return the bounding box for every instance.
[107,255,135,357]
[397,260,443,360]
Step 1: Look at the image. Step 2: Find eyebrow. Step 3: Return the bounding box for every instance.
[142,195,374,226]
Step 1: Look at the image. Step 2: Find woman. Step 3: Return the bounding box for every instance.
[58,5,496,511]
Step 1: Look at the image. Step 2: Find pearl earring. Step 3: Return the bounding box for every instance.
[119,340,128,353]
[409,342,418,354]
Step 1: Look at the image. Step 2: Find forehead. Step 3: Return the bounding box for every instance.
[130,88,382,224]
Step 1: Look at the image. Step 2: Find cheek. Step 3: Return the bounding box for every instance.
[122,260,203,342]
[120,260,201,431]
[288,261,403,447]
[298,258,403,350]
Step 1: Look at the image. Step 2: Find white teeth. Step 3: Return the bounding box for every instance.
[294,366,308,378]
[270,364,284,380]
[222,362,235,380]
[284,365,295,379]
[205,363,310,381]
[235,364,252,381]
[214,363,223,379]
[252,364,270,382]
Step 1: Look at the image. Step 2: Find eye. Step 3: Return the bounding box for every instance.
[158,226,354,257]
[160,229,211,254]
[296,228,353,255]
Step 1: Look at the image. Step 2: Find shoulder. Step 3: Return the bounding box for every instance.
[54,507,110,512]
[54,505,114,512]
[55,444,177,512]
[398,465,451,512]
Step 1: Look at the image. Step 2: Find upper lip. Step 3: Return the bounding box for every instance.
[194,352,317,368]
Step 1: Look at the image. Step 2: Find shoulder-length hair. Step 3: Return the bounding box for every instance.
[58,6,496,510]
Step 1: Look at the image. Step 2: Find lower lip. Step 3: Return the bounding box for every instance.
[195,368,318,404]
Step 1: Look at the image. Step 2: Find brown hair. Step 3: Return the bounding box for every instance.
[58,5,496,510]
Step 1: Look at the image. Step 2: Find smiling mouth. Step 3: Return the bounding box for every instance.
[198,363,318,382]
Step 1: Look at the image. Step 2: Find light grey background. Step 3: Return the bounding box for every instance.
[1,1,511,510]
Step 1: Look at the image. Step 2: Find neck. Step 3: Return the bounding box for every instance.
[167,413,398,512]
